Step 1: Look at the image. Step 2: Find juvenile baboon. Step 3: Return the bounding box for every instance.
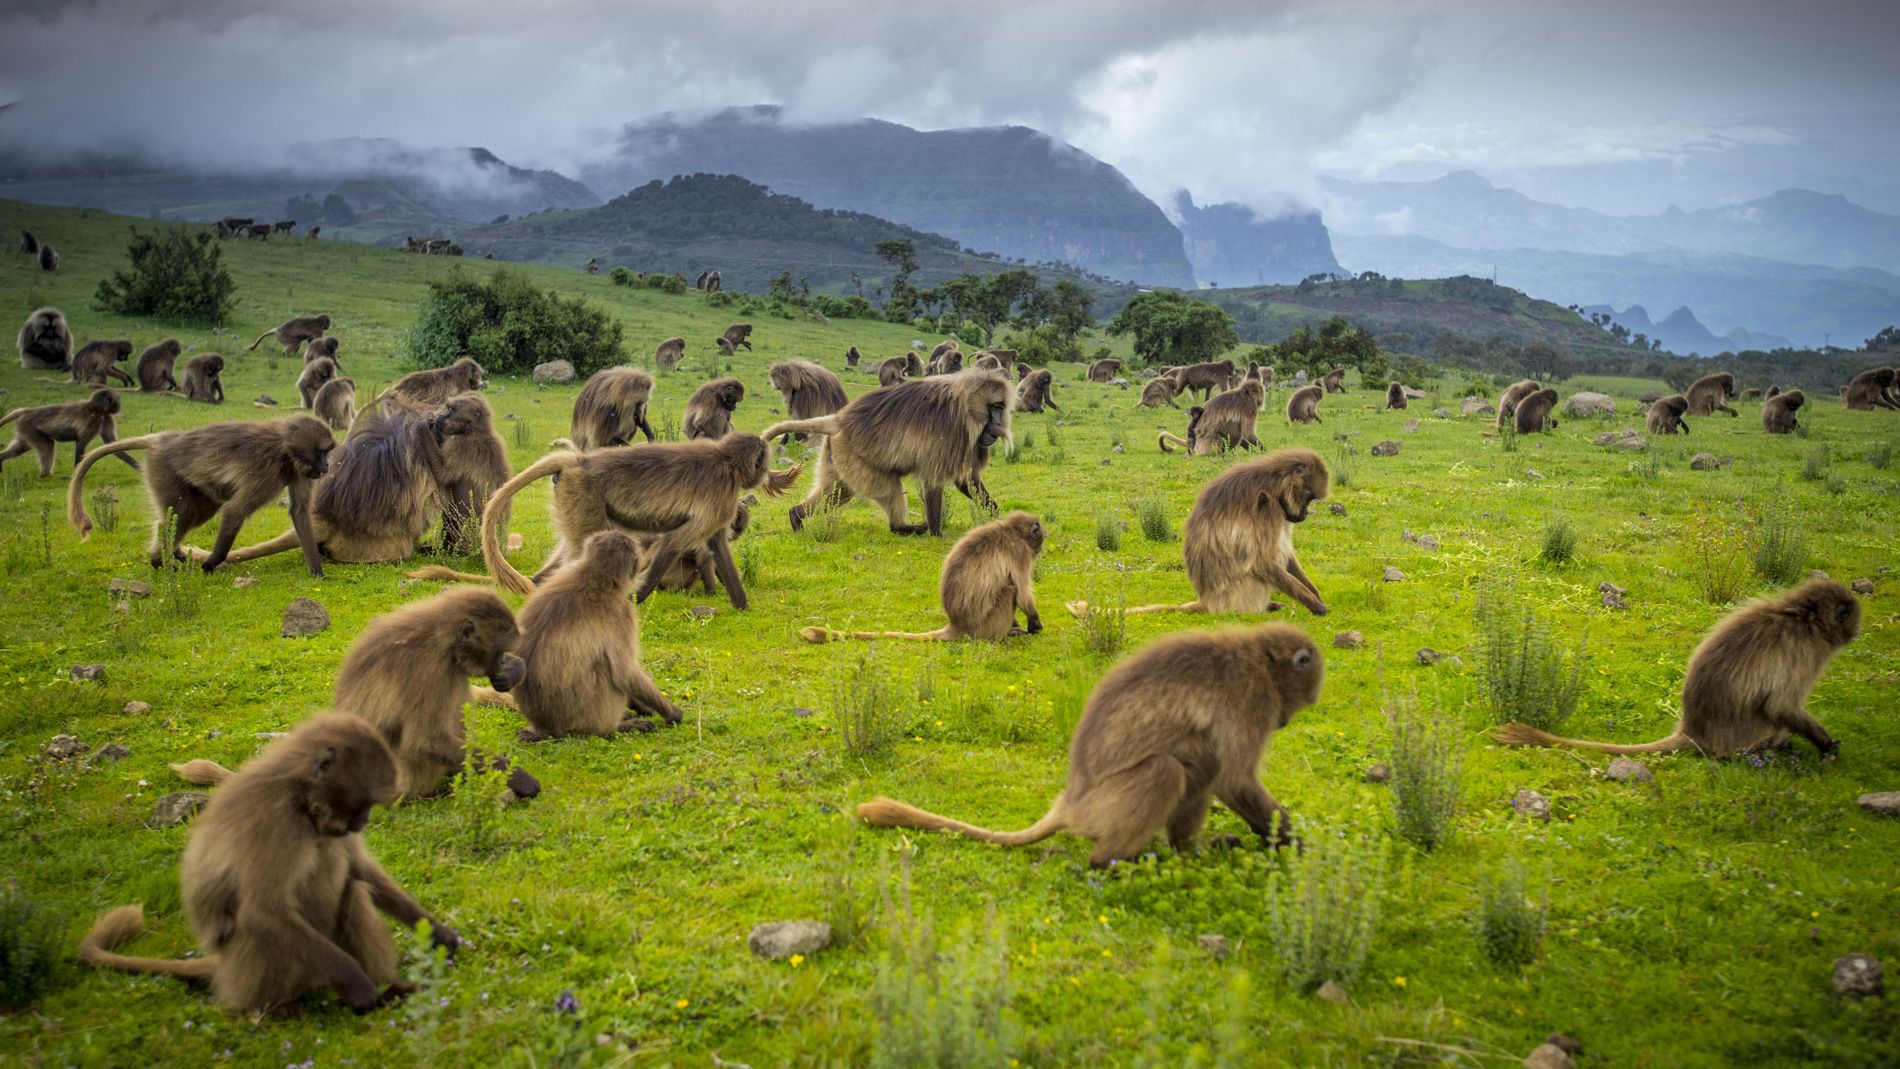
[365,357,485,414]
[1160,405,1209,455]
[1015,362,1033,382]
[1843,367,1900,411]
[765,370,1012,538]
[479,433,798,607]
[715,323,753,355]
[0,390,138,476]
[928,339,959,369]
[297,356,339,408]
[1498,580,1859,758]
[1323,368,1346,394]
[1138,370,1182,409]
[180,353,225,403]
[644,501,750,594]
[858,622,1322,864]
[1646,394,1691,435]
[38,245,58,271]
[654,336,685,371]
[1285,383,1323,424]
[65,340,135,386]
[1016,369,1060,413]
[248,314,332,358]
[1088,358,1122,383]
[906,351,927,378]
[1179,359,1238,400]
[19,229,37,254]
[768,361,848,442]
[802,512,1044,642]
[569,367,656,448]
[313,377,356,431]
[683,377,745,440]
[135,339,182,392]
[81,713,461,1014]
[1513,387,1560,433]
[1685,372,1739,417]
[68,415,335,575]
[1495,379,1542,428]
[18,307,73,370]
[1159,380,1264,455]
[1762,389,1805,434]
[430,393,512,555]
[877,356,909,388]
[1384,381,1407,410]
[303,335,341,371]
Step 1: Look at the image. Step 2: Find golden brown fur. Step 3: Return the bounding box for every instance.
[1323,368,1346,394]
[0,389,136,476]
[247,314,331,357]
[1138,370,1183,409]
[1513,387,1560,433]
[715,323,753,355]
[972,353,1003,371]
[1384,381,1407,410]
[1179,359,1238,400]
[877,356,909,388]
[768,361,848,442]
[366,358,485,414]
[1016,369,1060,413]
[1495,379,1542,428]
[1843,367,1899,411]
[18,307,73,371]
[1285,383,1323,424]
[135,339,182,392]
[1088,357,1122,382]
[1159,380,1264,455]
[802,512,1043,642]
[683,377,745,440]
[297,356,339,409]
[1685,372,1738,417]
[1646,394,1690,435]
[313,377,356,431]
[927,339,960,372]
[906,351,927,378]
[654,336,686,371]
[303,336,341,371]
[1762,389,1805,433]
[180,353,225,403]
[67,339,135,387]
[569,367,656,448]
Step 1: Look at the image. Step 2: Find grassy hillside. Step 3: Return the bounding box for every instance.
[1,200,1897,1067]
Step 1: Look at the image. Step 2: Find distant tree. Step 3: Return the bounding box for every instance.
[875,238,918,278]
[1042,279,1095,344]
[1515,340,1574,382]
[283,194,321,221]
[406,268,624,377]
[1632,332,1648,350]
[1867,325,1900,351]
[1107,290,1238,366]
[321,193,356,226]
[94,227,235,325]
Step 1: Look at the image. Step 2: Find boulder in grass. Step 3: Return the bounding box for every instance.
[748,920,832,960]
[1562,392,1615,417]
[532,360,576,384]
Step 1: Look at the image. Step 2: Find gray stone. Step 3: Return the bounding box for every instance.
[792,706,816,718]
[1562,391,1616,417]
[1432,407,1454,418]
[1599,580,1626,597]
[1690,452,1732,471]
[1364,763,1390,784]
[109,578,152,599]
[1591,431,1622,446]
[1856,792,1900,817]
[254,394,277,407]
[1851,578,1873,595]
[46,734,85,760]
[1383,566,1406,582]
[1370,440,1401,457]
[532,359,576,384]
[1810,570,1832,581]
[232,576,260,588]
[748,920,832,960]
[1460,396,1495,416]
[1196,934,1231,959]
[1416,648,1459,666]
[1401,386,1427,400]
[1402,419,1420,433]
[1512,789,1551,822]
[1832,954,1883,999]
[1617,434,1649,451]
[1605,757,1654,784]
[1107,377,1131,388]
[688,605,716,620]
[1315,980,1349,1004]
[1523,1044,1576,1069]
[69,664,105,682]
[1329,502,1347,517]
[122,701,150,715]
[1333,631,1365,650]
[1524,469,1544,480]
[1417,535,1439,551]
[150,792,209,828]
[1602,589,1628,610]
[281,597,331,637]
[1111,444,1125,454]
[94,744,130,762]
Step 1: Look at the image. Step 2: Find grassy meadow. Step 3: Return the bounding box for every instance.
[1,201,1897,1067]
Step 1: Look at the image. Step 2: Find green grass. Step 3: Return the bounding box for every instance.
[2,199,1898,1066]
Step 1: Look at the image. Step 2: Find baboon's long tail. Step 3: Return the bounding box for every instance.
[1157,431,1189,453]
[67,434,162,538]
[80,905,219,981]
[482,452,580,595]
[0,407,23,429]
[246,329,275,351]
[171,759,235,785]
[1492,723,1695,755]
[758,458,805,497]
[405,565,494,584]
[800,625,949,643]
[1064,599,1203,618]
[181,527,301,566]
[856,795,1067,847]
[758,416,840,443]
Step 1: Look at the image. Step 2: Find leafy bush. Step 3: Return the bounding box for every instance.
[1801,446,1829,481]
[1867,442,1893,469]
[1461,379,1493,398]
[1539,515,1577,564]
[642,272,687,295]
[872,852,1014,1068]
[406,269,625,377]
[1078,589,1127,659]
[0,881,65,1008]
[1474,864,1546,970]
[1751,495,1809,585]
[1136,498,1171,542]
[1474,582,1588,730]
[1388,697,1462,851]
[1094,512,1122,552]
[835,647,901,758]
[1684,501,1752,603]
[609,266,632,285]
[813,293,876,320]
[87,486,119,535]
[1265,821,1386,991]
[94,228,235,325]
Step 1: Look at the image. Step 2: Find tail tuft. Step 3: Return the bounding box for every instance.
[79,905,145,962]
[799,626,831,644]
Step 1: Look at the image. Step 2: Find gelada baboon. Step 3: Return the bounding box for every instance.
[715,322,753,355]
[1179,359,1238,400]
[568,367,656,449]
[18,229,36,254]
[1159,380,1264,455]
[655,336,686,371]
[584,257,598,274]
[1088,357,1122,383]
[683,377,745,440]
[1016,368,1060,413]
[0,390,138,476]
[877,356,909,388]
[365,357,485,414]
[248,314,332,357]
[60,339,135,386]
[845,345,862,367]
[1495,379,1542,428]
[1762,389,1805,434]
[1685,372,1738,417]
[930,346,963,377]
[1646,394,1690,435]
[297,356,339,408]
[905,351,927,378]
[1384,381,1407,410]
[68,415,335,575]
[859,622,1322,865]
[976,348,1017,366]
[768,361,848,442]
[1497,580,1860,758]
[314,377,356,431]
[1323,368,1347,394]
[1843,367,1900,411]
[1766,384,1782,399]
[1513,387,1560,433]
[1285,383,1323,424]
[802,511,1044,642]
[1074,448,1329,617]
[480,434,798,608]
[765,369,1012,538]
[135,339,182,392]
[1015,361,1033,382]
[38,245,58,271]
[18,307,73,370]
[972,353,1004,371]
[82,713,460,1014]
[1139,369,1183,409]
[181,354,226,404]
[304,335,341,370]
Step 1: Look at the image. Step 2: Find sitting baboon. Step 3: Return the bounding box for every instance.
[1139,369,1183,409]
[1843,367,1900,411]
[1513,387,1560,433]
[314,377,356,431]
[1762,389,1805,434]
[1015,361,1033,382]
[858,622,1322,865]
[366,358,485,414]
[569,367,656,448]
[846,345,862,367]
[1495,379,1542,428]
[765,370,1012,537]
[768,361,848,443]
[1286,383,1323,424]
[802,511,1044,642]
[17,307,73,370]
[65,340,135,386]
[1016,369,1060,413]
[181,354,225,403]
[307,225,321,239]
[38,245,59,271]
[716,323,753,355]
[930,346,964,377]
[297,357,339,408]
[654,336,686,371]
[928,339,959,369]
[1685,372,1739,417]
[1766,384,1781,399]
[0,390,138,476]
[906,351,927,378]
[1159,380,1264,455]
[19,229,37,254]
[135,339,182,392]
[304,336,341,371]
[877,356,909,388]
[584,257,598,274]
[1384,381,1407,410]
[1179,359,1238,400]
[972,353,1004,371]
[683,377,745,440]
[248,314,332,358]
[1323,368,1346,393]
[1087,357,1122,383]
[1646,394,1691,435]
[1498,580,1859,758]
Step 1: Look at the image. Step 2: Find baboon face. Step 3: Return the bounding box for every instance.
[714,380,745,410]
[430,394,492,442]
[768,365,790,392]
[87,390,121,416]
[303,727,398,836]
[720,433,772,485]
[1264,457,1328,523]
[452,602,524,691]
[201,354,225,376]
[453,357,486,391]
[1782,389,1805,410]
[284,417,338,480]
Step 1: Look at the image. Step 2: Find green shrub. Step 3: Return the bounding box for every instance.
[87,486,119,535]
[1539,515,1577,564]
[642,272,687,295]
[1801,446,1829,481]
[1333,442,1354,488]
[1094,512,1122,552]
[0,881,64,1008]
[1499,422,1518,453]
[1684,501,1752,604]
[1461,379,1493,399]
[608,266,632,286]
[1136,498,1171,542]
[1474,582,1588,730]
[836,646,900,758]
[1078,591,1126,659]
[405,268,625,377]
[1867,442,1893,469]
[1388,697,1462,851]
[871,852,1014,1068]
[1751,495,1808,585]
[93,227,234,325]
[1265,821,1386,991]
[1474,864,1546,970]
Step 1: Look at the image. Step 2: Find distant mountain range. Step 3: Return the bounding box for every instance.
[1173,193,1339,286]
[1577,304,1789,359]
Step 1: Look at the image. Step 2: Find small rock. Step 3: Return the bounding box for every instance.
[1851,578,1873,595]
[69,664,106,682]
[1196,934,1231,959]
[1810,570,1831,581]
[1524,469,1544,480]
[748,920,832,960]
[1562,391,1616,417]
[1601,589,1628,610]
[1833,954,1883,999]
[1402,419,1420,433]
[1545,1034,1583,1056]
[1416,647,1458,666]
[232,576,260,588]
[94,743,131,762]
[1689,452,1732,471]
[254,394,277,407]
[1432,407,1453,418]
[1605,757,1654,784]
[1417,535,1439,551]
[1098,458,1111,467]
[688,605,716,620]
[792,706,816,718]
[206,729,223,739]
[851,553,866,561]
[109,578,153,599]
[1592,431,1621,446]
[1111,443,1125,454]
[1460,396,1494,416]
[1370,440,1401,457]
[1511,788,1551,822]
[122,701,150,715]
[281,597,331,637]
[1108,377,1130,388]
[1401,528,1417,543]
[1383,567,1406,582]
[46,734,85,760]
[1856,792,1900,817]
[1364,763,1390,784]
[506,767,541,801]
[1315,980,1349,1004]
[1617,434,1649,451]
[1333,630,1365,649]
[149,792,209,828]
[1599,580,1626,596]
[1523,1043,1576,1069]
[531,359,576,384]
[1329,502,1347,517]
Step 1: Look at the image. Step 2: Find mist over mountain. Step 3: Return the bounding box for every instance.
[1172,193,1340,287]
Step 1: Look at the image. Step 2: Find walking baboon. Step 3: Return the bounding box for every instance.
[246,224,270,240]
[655,337,686,371]
[38,245,58,271]
[18,307,73,370]
[81,713,460,1014]
[859,622,1322,864]
[1843,367,1900,411]
[1762,389,1805,434]
[297,357,339,409]
[365,358,485,414]
[1513,387,1560,433]
[1088,358,1123,383]
[716,323,753,355]
[1323,368,1347,394]
[272,219,295,234]
[314,377,356,431]
[877,356,909,388]
[768,361,848,443]
[846,345,862,367]
[569,367,656,448]
[68,415,335,575]
[19,229,37,254]
[0,390,137,476]
[765,370,1012,538]
[248,314,332,358]
[683,377,745,440]
[1495,379,1542,428]
[303,336,341,371]
[802,512,1044,642]
[65,340,135,386]
[1159,380,1264,455]
[1646,394,1691,435]
[1016,369,1060,413]
[135,339,182,392]
[180,353,225,403]
[1685,372,1739,417]
[1286,383,1323,424]
[1179,359,1238,400]
[1384,381,1407,410]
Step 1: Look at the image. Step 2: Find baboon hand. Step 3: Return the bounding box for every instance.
[429,923,463,957]
[345,976,386,1014]
[1025,612,1043,634]
[617,715,658,734]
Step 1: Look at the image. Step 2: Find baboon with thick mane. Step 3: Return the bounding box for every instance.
[845,345,862,367]
[1513,387,1560,433]
[683,377,745,440]
[1087,357,1122,382]
[1843,367,1900,411]
[63,340,135,387]
[1762,389,1805,434]
[1384,381,1407,410]
[768,360,849,442]
[135,339,182,392]
[1159,379,1264,455]
[180,354,225,403]
[1685,372,1738,417]
[1646,394,1691,435]
[247,314,332,358]
[1016,368,1060,413]
[567,367,656,449]
[802,511,1044,642]
[1179,359,1237,400]
[18,307,73,370]
[1495,379,1542,428]
[1286,383,1323,424]
[0,390,137,476]
[716,323,753,355]
[655,336,686,371]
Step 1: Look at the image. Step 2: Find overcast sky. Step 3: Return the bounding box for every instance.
[2,0,1895,215]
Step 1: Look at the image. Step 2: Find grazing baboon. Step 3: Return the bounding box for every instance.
[65,340,135,386]
[18,230,37,254]
[1286,383,1323,424]
[1159,380,1264,455]
[1498,580,1859,758]
[1016,369,1060,413]
[1513,387,1560,433]
[1762,389,1805,434]
[906,351,927,378]
[180,353,225,403]
[1741,388,1762,401]
[135,339,182,392]
[768,361,848,442]
[1139,370,1182,409]
[859,622,1322,864]
[655,336,686,371]
[68,415,335,575]
[303,335,341,371]
[716,323,753,355]
[1843,367,1900,411]
[82,714,461,1014]
[877,356,909,388]
[272,219,295,233]
[314,377,356,431]
[297,357,339,409]
[802,511,1044,642]
[683,377,745,440]
[1323,368,1346,394]
[480,433,798,608]
[248,314,332,357]
[1495,379,1542,428]
[569,367,656,448]
[1766,384,1781,399]
[365,357,485,414]
[0,390,138,476]
[1180,359,1238,400]
[1685,372,1739,417]
[38,245,58,271]
[846,345,862,367]
[765,370,1012,538]
[18,307,73,370]
[1088,358,1122,383]
[1646,394,1691,435]
[246,224,270,240]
